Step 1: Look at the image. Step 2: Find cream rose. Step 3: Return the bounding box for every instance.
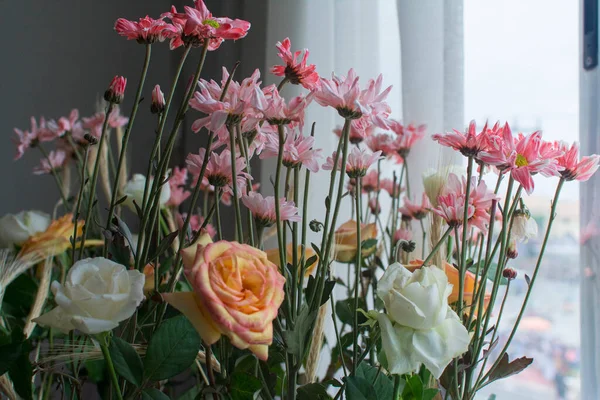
[376,263,469,378]
[122,174,170,210]
[34,257,144,334]
[0,210,51,248]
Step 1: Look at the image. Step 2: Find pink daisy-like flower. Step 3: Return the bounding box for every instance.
[323,147,382,178]
[380,178,403,198]
[47,109,82,139]
[82,107,129,139]
[315,69,391,124]
[478,125,563,194]
[393,228,413,244]
[399,193,432,220]
[13,118,39,160]
[333,117,375,145]
[554,141,600,182]
[167,167,191,207]
[270,37,320,90]
[33,150,67,175]
[365,133,396,157]
[259,128,322,172]
[361,169,380,193]
[114,16,174,44]
[186,148,251,197]
[252,86,313,126]
[368,197,381,215]
[432,120,502,160]
[388,120,426,160]
[242,191,301,226]
[433,173,499,232]
[161,1,250,51]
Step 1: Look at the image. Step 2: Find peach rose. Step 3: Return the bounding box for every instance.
[163,235,285,360]
[406,259,490,313]
[333,220,377,263]
[265,243,318,277]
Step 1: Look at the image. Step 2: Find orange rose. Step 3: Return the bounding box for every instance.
[163,235,285,360]
[333,220,377,263]
[265,243,318,277]
[407,259,490,313]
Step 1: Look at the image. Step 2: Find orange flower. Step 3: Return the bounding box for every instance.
[406,259,490,313]
[333,220,377,263]
[143,264,165,293]
[265,243,318,277]
[163,234,285,361]
[18,214,98,259]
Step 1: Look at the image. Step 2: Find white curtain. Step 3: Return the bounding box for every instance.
[264,0,463,379]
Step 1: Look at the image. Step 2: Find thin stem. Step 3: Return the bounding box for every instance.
[422,226,453,266]
[204,344,217,400]
[71,146,90,262]
[352,177,362,375]
[79,102,115,259]
[227,124,244,241]
[393,375,402,400]
[274,125,287,271]
[104,44,152,255]
[458,157,474,315]
[98,335,124,400]
[38,145,69,207]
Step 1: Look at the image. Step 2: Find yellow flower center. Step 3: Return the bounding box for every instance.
[515,154,529,167]
[203,19,220,28]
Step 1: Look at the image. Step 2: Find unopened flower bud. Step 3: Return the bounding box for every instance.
[104,76,127,104]
[310,219,322,232]
[502,268,517,280]
[507,238,518,259]
[368,198,381,215]
[393,228,412,245]
[84,133,98,145]
[400,240,416,253]
[151,84,165,114]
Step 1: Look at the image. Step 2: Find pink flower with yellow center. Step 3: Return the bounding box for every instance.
[554,141,600,182]
[163,235,285,360]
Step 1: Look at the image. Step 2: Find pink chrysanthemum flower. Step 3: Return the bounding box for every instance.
[82,107,129,139]
[365,133,395,157]
[13,117,40,160]
[323,147,382,178]
[432,120,502,160]
[33,150,67,175]
[333,117,375,145]
[368,197,381,215]
[270,37,320,90]
[393,228,413,244]
[315,69,391,124]
[242,192,301,227]
[554,141,600,182]
[46,109,83,139]
[433,173,499,232]
[399,193,432,220]
[114,16,173,44]
[259,129,322,172]
[190,68,260,133]
[380,178,403,198]
[186,148,251,197]
[361,170,380,193]
[252,86,312,126]
[387,120,426,160]
[167,167,191,207]
[478,125,563,194]
[161,1,250,51]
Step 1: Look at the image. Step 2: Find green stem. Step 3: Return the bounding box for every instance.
[104,44,152,256]
[98,335,124,400]
[71,145,90,262]
[274,125,287,272]
[38,145,69,207]
[458,157,474,315]
[227,124,244,241]
[422,226,453,266]
[393,375,402,400]
[352,177,363,375]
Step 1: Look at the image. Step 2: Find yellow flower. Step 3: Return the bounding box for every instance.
[18,214,102,259]
[163,234,285,361]
[333,220,377,263]
[265,244,318,277]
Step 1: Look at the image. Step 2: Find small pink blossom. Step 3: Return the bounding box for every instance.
[260,128,322,172]
[368,197,381,215]
[361,169,380,193]
[252,86,312,126]
[380,178,403,198]
[399,193,431,220]
[479,125,563,194]
[365,133,396,157]
[270,37,320,90]
[387,120,426,160]
[432,120,503,160]
[13,118,39,160]
[333,117,375,144]
[82,107,129,139]
[33,150,67,175]
[554,141,600,182]
[177,213,216,239]
[151,85,166,114]
[323,147,381,178]
[242,192,301,226]
[393,228,413,244]
[114,16,173,43]
[167,167,191,207]
[186,148,251,197]
[104,76,127,104]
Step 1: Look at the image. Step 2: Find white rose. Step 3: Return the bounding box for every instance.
[34,257,144,334]
[510,211,538,242]
[122,174,171,210]
[0,210,51,248]
[376,263,470,378]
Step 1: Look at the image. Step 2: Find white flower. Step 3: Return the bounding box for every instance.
[122,174,170,210]
[34,257,144,334]
[0,211,51,248]
[376,263,470,378]
[510,211,538,242]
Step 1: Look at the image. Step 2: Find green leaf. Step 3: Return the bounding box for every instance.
[283,305,317,360]
[468,262,507,285]
[355,362,394,400]
[361,238,378,251]
[84,359,105,383]
[402,375,423,400]
[297,382,332,399]
[143,316,201,381]
[109,336,143,386]
[141,388,170,400]
[335,298,367,325]
[487,354,533,383]
[230,371,262,400]
[8,342,33,400]
[0,341,22,376]
[148,231,179,261]
[345,376,376,400]
[2,274,38,318]
[423,388,440,400]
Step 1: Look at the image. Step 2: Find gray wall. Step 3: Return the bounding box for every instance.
[0,0,267,215]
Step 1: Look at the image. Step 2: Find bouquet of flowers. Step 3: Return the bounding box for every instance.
[1,2,598,399]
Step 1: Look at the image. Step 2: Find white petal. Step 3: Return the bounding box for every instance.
[33,307,75,334]
[376,313,420,376]
[70,316,118,335]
